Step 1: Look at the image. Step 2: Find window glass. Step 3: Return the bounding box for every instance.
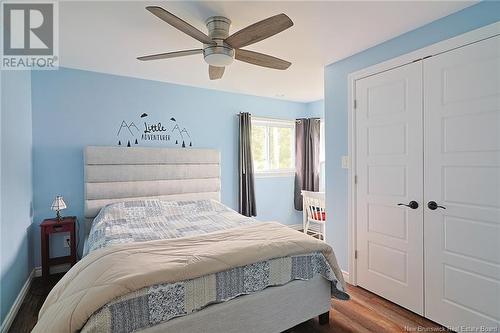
[251,125,267,171]
[251,118,295,174]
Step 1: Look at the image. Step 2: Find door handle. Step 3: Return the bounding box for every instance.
[427,201,446,210]
[398,201,419,209]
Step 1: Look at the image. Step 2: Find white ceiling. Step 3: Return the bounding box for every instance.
[59,1,475,102]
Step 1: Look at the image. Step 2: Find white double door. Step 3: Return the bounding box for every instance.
[355,35,500,328]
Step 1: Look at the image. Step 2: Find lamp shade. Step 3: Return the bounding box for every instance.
[51,196,67,211]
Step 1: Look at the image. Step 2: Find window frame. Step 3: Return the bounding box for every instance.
[251,116,296,177]
[319,119,325,191]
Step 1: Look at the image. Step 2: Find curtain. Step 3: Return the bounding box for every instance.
[294,118,321,210]
[239,112,257,217]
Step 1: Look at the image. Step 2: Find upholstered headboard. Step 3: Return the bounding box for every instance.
[84,146,221,234]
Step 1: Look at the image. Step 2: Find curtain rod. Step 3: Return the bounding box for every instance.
[236,113,322,122]
[237,114,293,123]
[295,119,321,124]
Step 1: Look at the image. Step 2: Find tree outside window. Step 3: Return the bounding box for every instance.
[251,118,295,176]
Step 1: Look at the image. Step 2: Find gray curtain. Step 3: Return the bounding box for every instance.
[294,118,321,210]
[239,112,257,217]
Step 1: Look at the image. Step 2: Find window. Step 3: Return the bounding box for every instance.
[319,120,325,191]
[251,117,295,176]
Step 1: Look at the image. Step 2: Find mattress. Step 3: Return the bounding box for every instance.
[77,199,347,333]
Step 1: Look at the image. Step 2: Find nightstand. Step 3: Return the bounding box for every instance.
[40,216,77,280]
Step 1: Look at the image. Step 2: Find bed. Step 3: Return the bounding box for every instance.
[33,146,348,333]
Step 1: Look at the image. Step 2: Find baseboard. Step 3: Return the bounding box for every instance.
[287,224,322,232]
[287,223,303,231]
[34,264,70,277]
[342,270,350,284]
[0,270,34,333]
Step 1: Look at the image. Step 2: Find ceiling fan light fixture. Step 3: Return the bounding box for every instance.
[139,8,294,80]
[203,46,234,67]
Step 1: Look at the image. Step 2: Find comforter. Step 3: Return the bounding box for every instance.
[33,200,348,333]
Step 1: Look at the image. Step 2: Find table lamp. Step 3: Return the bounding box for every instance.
[51,195,67,221]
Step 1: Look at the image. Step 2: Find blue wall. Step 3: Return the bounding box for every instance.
[0,71,33,324]
[306,100,324,119]
[324,2,500,270]
[30,67,312,266]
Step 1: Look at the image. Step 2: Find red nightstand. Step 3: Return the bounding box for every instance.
[40,216,77,280]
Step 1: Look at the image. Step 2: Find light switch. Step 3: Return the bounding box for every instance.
[341,156,349,169]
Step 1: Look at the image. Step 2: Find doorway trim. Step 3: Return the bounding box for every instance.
[345,21,500,285]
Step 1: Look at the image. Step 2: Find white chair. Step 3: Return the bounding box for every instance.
[301,190,326,241]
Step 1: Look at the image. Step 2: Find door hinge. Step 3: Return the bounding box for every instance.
[354,250,358,259]
[353,99,357,109]
[354,175,358,184]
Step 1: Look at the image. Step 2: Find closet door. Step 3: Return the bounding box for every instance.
[355,61,424,314]
[424,35,500,328]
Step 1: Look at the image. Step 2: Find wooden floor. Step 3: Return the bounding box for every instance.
[292,285,447,333]
[8,273,65,333]
[9,275,446,333]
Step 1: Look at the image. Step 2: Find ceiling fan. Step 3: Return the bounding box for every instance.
[137,6,294,80]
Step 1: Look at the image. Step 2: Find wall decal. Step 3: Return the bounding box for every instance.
[116,113,192,148]
[171,118,192,148]
[117,120,139,136]
[142,112,170,142]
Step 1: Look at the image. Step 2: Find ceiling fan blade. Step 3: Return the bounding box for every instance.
[225,13,293,49]
[146,6,215,45]
[235,49,291,70]
[137,49,203,61]
[209,65,225,80]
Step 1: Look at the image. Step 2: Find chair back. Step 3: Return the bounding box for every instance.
[301,190,326,221]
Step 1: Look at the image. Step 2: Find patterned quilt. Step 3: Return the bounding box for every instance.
[84,199,256,255]
[81,199,348,333]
